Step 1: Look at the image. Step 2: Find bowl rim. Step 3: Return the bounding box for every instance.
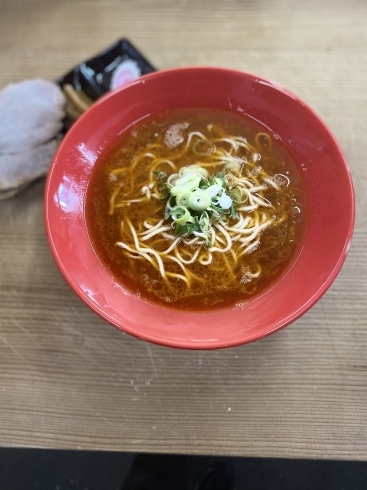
[44,66,355,349]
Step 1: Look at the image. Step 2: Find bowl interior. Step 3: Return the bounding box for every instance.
[45,67,354,349]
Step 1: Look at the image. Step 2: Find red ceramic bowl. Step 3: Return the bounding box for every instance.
[45,67,355,349]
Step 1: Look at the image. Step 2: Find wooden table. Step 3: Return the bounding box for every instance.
[1,0,366,460]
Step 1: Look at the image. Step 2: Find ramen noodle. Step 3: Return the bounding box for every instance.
[87,107,305,310]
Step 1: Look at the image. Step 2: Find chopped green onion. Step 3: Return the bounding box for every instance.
[230,203,238,219]
[160,163,241,243]
[176,191,191,207]
[153,170,167,180]
[179,164,209,179]
[175,221,200,236]
[206,184,221,198]
[169,205,194,225]
[166,173,179,189]
[218,193,232,209]
[188,190,212,211]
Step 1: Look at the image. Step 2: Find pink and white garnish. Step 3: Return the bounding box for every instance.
[110,59,141,90]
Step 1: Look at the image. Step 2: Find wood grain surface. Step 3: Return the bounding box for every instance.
[0,0,366,460]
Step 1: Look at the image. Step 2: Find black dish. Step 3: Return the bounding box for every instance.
[56,38,156,131]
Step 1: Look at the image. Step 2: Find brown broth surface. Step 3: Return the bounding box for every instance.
[86,107,306,310]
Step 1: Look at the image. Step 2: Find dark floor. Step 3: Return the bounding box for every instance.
[0,449,366,490]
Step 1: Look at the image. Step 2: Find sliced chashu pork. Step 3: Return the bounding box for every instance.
[0,79,65,153]
[0,79,66,199]
[0,137,62,197]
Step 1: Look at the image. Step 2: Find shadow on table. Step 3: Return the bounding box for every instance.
[1,449,367,490]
